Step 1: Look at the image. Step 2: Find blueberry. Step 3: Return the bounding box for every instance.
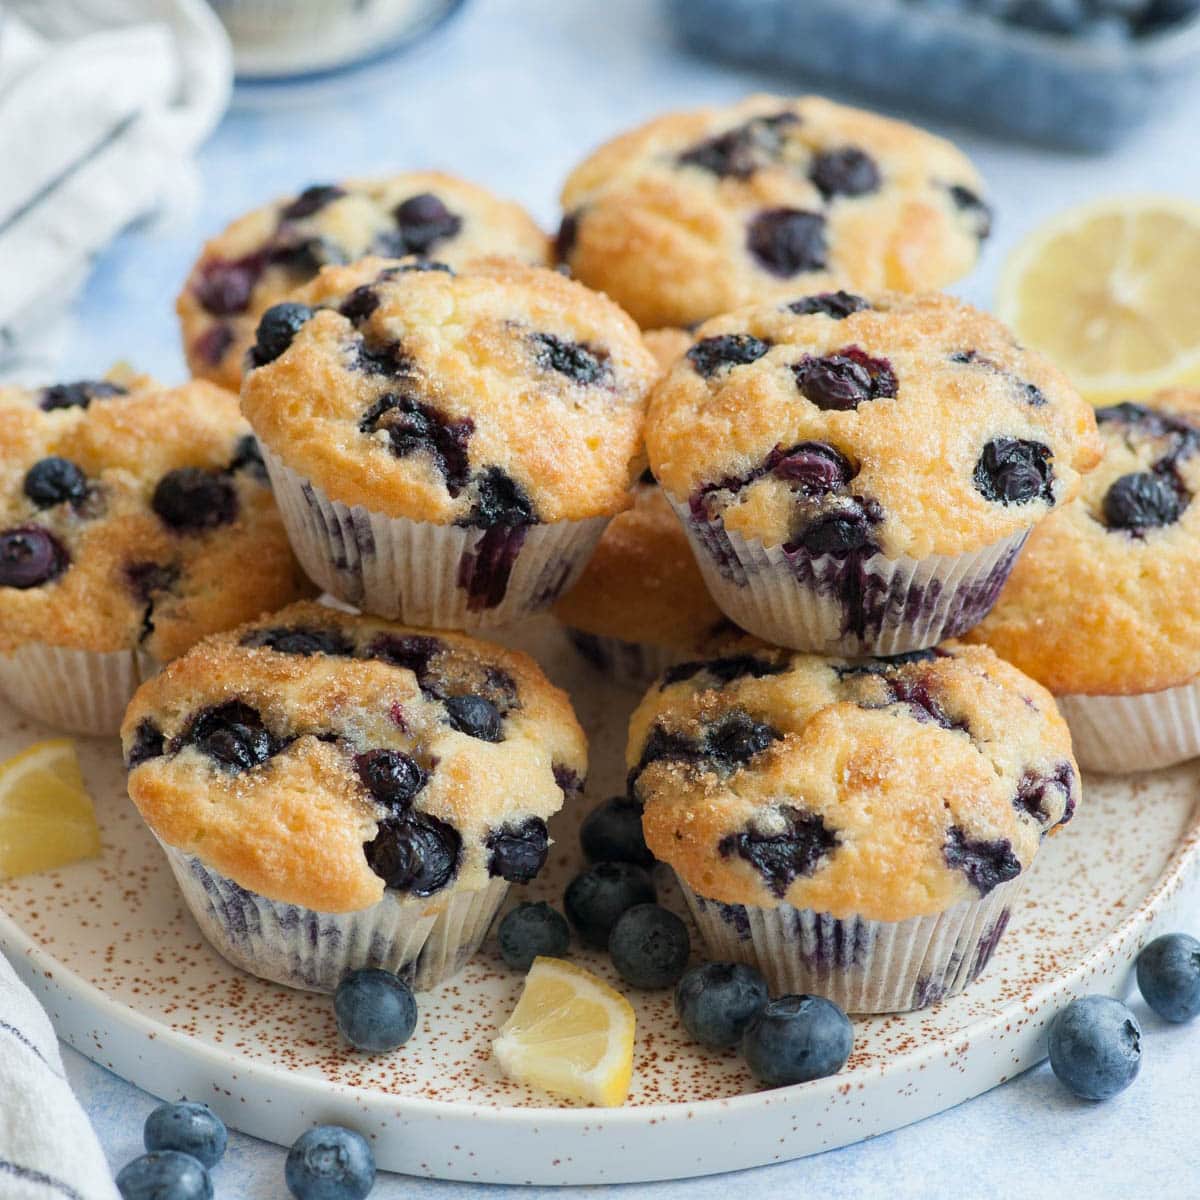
[392,192,462,255]
[948,185,993,240]
[786,291,871,319]
[1138,0,1200,33]
[241,626,355,657]
[460,466,537,529]
[39,378,126,411]
[285,1125,375,1200]
[355,749,427,810]
[973,437,1053,505]
[564,861,656,948]
[23,457,88,508]
[365,633,442,687]
[126,719,165,768]
[339,285,380,324]
[1136,933,1200,1023]
[661,654,787,690]
[193,252,266,316]
[677,111,798,179]
[1048,996,1142,1100]
[152,468,238,532]
[746,209,828,276]
[943,826,1022,895]
[364,811,461,896]
[0,526,68,588]
[675,961,770,1049]
[443,694,504,742]
[229,433,268,480]
[555,211,579,261]
[809,147,881,199]
[143,1101,227,1169]
[251,302,314,367]
[790,505,877,556]
[609,903,690,989]
[497,901,571,970]
[705,710,781,771]
[719,806,839,897]
[741,995,853,1087]
[772,442,855,494]
[360,393,474,498]
[793,348,897,411]
[183,701,277,772]
[116,1151,212,1200]
[686,333,771,378]
[334,967,418,1052]
[531,332,610,385]
[580,796,655,868]
[486,817,549,882]
[280,184,345,221]
[1102,471,1185,531]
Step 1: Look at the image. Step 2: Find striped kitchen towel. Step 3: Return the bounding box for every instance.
[0,0,232,383]
[0,951,118,1200]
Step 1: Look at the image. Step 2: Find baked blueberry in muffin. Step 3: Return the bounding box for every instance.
[178,171,550,390]
[122,602,587,992]
[241,256,658,628]
[627,639,1078,1011]
[969,390,1200,773]
[0,373,308,734]
[645,290,1102,654]
[558,94,991,330]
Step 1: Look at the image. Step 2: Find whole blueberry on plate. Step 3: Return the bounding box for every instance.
[285,1125,375,1200]
[334,968,418,1052]
[563,861,656,948]
[143,1100,227,1168]
[741,994,853,1087]
[675,961,770,1049]
[1047,995,1142,1100]
[579,795,655,868]
[116,1151,212,1200]
[608,903,690,989]
[1136,933,1200,1023]
[498,901,571,971]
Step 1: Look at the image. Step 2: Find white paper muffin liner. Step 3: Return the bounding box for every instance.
[264,448,609,629]
[160,840,509,994]
[564,628,687,691]
[0,643,157,736]
[209,0,450,42]
[667,494,1028,656]
[1057,678,1200,775]
[678,873,1026,1013]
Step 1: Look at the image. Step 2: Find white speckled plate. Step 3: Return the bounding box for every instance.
[1,617,1198,1185]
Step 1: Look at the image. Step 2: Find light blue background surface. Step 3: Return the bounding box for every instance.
[51,1,1200,1195]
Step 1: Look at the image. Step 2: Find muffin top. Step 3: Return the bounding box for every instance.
[241,256,659,525]
[559,93,991,330]
[627,640,1077,922]
[646,290,1102,560]
[0,375,307,659]
[122,602,588,913]
[178,171,550,389]
[968,391,1200,696]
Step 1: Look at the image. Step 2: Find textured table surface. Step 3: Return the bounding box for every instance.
[54,1,1200,1195]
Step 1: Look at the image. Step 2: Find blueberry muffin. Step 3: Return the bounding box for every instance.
[969,391,1200,773]
[0,375,308,735]
[122,602,587,992]
[179,172,550,390]
[558,93,991,330]
[241,256,659,628]
[626,640,1079,1012]
[645,289,1103,655]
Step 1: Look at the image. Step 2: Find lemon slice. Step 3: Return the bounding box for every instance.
[492,957,636,1107]
[0,739,101,880]
[996,196,1200,403]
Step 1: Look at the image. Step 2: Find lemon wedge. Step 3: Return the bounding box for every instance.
[493,957,636,1107]
[996,196,1200,403]
[0,739,101,880]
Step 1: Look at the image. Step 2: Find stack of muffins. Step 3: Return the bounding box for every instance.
[3,94,1192,1019]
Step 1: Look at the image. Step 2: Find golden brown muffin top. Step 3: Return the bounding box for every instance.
[122,602,587,913]
[646,291,1102,559]
[559,94,990,330]
[968,391,1200,696]
[240,256,659,525]
[627,640,1078,922]
[178,171,550,389]
[0,376,308,658]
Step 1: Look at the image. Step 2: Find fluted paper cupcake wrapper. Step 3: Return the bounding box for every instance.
[211,0,442,41]
[1058,679,1200,775]
[564,628,688,691]
[160,841,509,993]
[0,643,157,736]
[678,874,1025,1013]
[265,448,609,629]
[667,495,1028,656]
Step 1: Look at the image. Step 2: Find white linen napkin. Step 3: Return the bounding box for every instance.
[0,0,233,382]
[0,951,119,1200]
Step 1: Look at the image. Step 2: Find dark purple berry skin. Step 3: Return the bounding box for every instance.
[1014,762,1076,828]
[531,333,610,385]
[334,968,417,1053]
[741,994,853,1087]
[280,184,345,221]
[564,861,656,948]
[460,467,537,529]
[1136,932,1200,1024]
[193,252,266,316]
[126,720,165,768]
[676,111,798,179]
[39,379,126,411]
[1048,996,1141,1101]
[497,901,570,971]
[339,285,380,324]
[943,826,1021,895]
[747,208,828,276]
[152,469,238,532]
[608,903,691,990]
[486,817,550,882]
[719,806,839,898]
[973,438,1054,505]
[392,193,462,255]
[675,961,769,1049]
[23,457,87,508]
[360,393,474,498]
[787,291,870,319]
[773,442,855,494]
[555,212,579,261]
[793,347,897,411]
[285,1126,375,1200]
[661,653,786,691]
[687,334,771,378]
[580,796,655,868]
[444,694,504,742]
[365,811,461,896]
[948,184,993,240]
[809,147,881,199]
[1102,471,1185,532]
[789,505,877,556]
[143,1100,227,1169]
[182,702,278,772]
[0,526,68,588]
[250,302,314,367]
[240,626,354,657]
[355,749,427,811]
